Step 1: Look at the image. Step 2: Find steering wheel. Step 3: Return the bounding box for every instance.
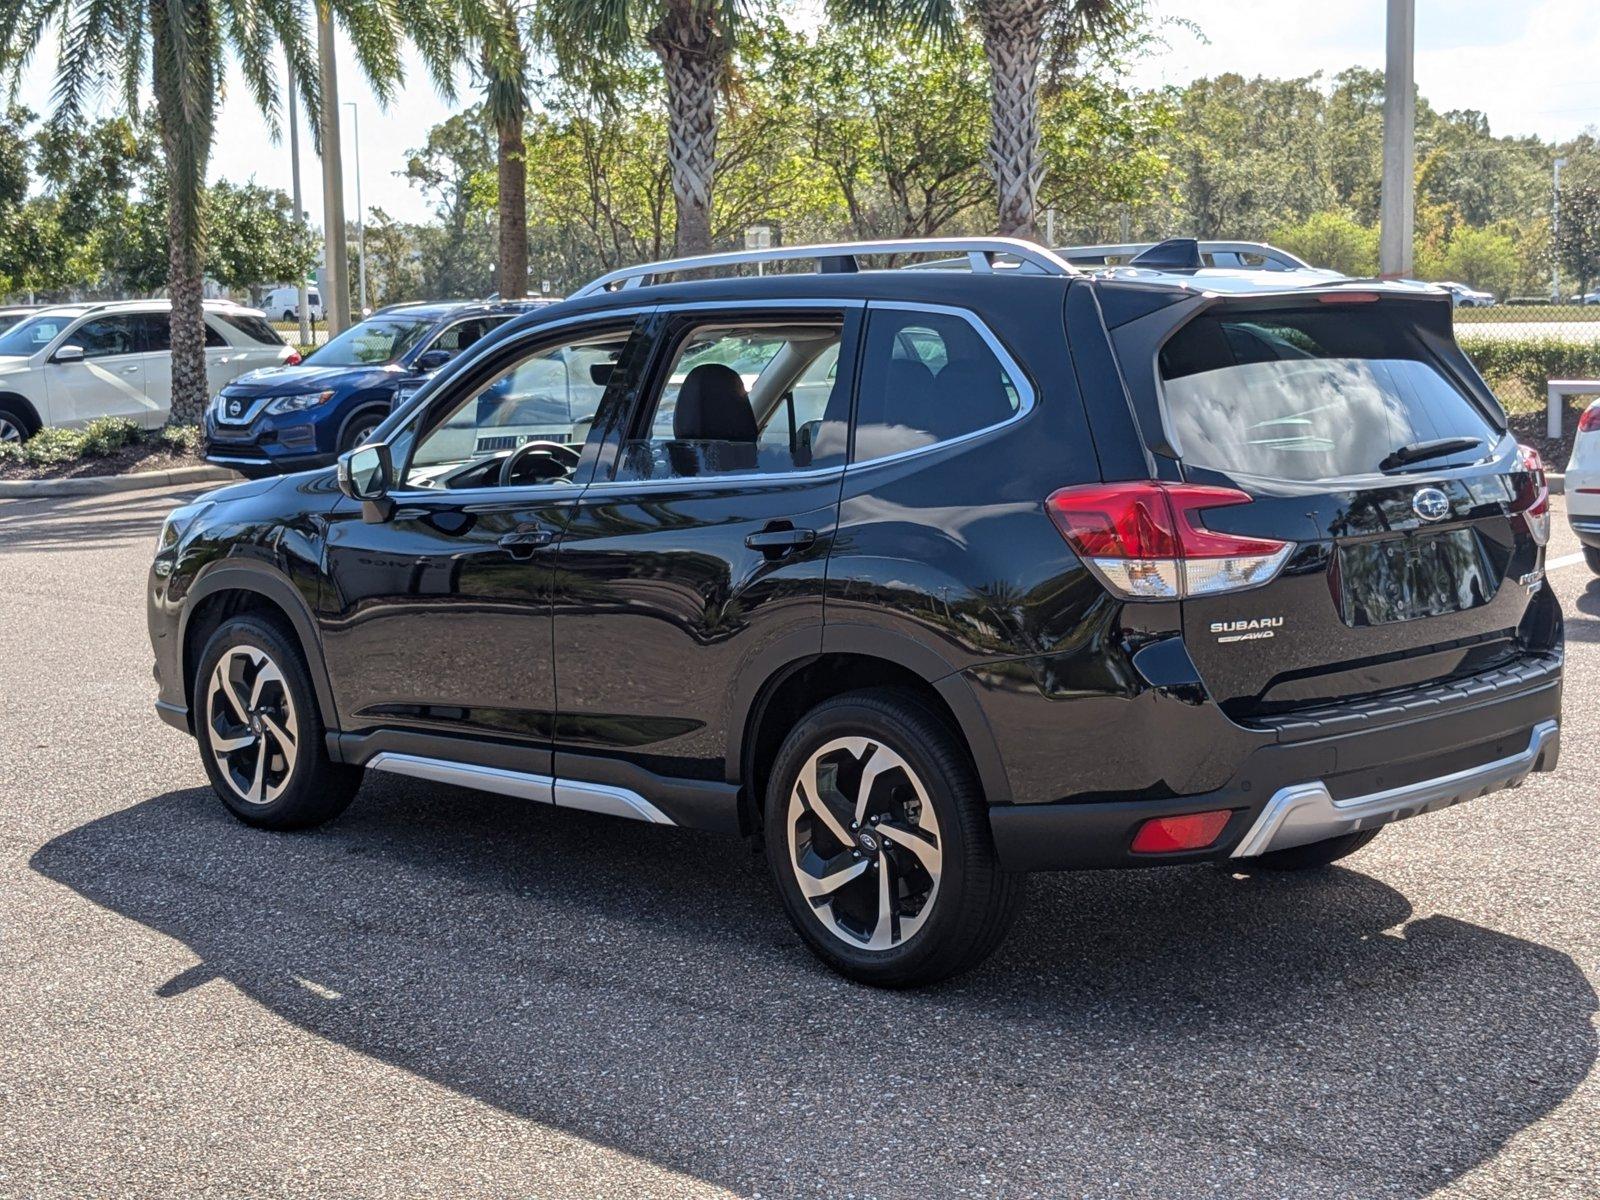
[498,439,582,488]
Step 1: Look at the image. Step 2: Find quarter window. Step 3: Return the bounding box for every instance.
[616,317,851,482]
[852,309,1023,461]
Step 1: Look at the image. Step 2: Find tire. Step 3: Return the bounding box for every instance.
[0,399,33,445]
[338,408,385,453]
[1238,827,1381,872]
[1584,546,1600,575]
[764,688,1025,987]
[194,615,362,830]
[283,309,296,323]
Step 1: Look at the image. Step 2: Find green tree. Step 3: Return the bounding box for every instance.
[1,0,482,424]
[538,0,754,258]
[1557,183,1600,294]
[404,107,499,297]
[832,0,1151,238]
[1270,210,1379,276]
[208,181,318,292]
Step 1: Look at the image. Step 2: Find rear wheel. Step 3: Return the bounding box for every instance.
[1238,827,1381,872]
[1584,546,1600,575]
[194,615,362,830]
[764,689,1024,987]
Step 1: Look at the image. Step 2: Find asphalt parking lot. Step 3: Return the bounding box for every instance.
[1,483,1596,1199]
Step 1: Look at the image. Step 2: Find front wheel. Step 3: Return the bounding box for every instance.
[339,410,385,453]
[764,689,1024,987]
[194,615,362,830]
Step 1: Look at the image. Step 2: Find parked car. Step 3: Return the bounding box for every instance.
[0,305,44,335]
[150,237,1561,987]
[1564,399,1600,571]
[1437,281,1497,308]
[1056,240,1343,277]
[1577,290,1600,306]
[263,285,323,324]
[205,299,554,476]
[0,300,294,444]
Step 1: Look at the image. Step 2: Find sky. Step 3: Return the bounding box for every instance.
[9,0,1599,229]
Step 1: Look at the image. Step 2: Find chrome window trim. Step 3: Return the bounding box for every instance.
[844,300,1037,473]
[582,465,847,495]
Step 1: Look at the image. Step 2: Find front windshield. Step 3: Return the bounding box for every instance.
[307,316,434,367]
[0,314,78,358]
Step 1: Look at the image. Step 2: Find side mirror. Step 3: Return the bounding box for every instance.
[53,345,85,363]
[415,349,452,372]
[337,442,394,522]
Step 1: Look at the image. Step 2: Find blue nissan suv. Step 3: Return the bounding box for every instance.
[205,299,554,476]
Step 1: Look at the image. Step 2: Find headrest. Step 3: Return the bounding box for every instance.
[673,362,756,443]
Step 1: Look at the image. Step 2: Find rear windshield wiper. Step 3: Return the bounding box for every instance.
[1379,436,1483,472]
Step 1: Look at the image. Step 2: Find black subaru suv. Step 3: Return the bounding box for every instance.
[149,238,1561,987]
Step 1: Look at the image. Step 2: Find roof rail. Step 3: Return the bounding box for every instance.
[571,237,1076,297]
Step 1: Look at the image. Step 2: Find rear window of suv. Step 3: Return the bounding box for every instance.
[1158,306,1498,482]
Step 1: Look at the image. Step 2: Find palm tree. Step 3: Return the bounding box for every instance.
[0,0,480,425]
[478,1,531,298]
[832,0,1145,239]
[539,0,750,259]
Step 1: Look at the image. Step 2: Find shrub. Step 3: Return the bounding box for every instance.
[0,439,23,465]
[158,423,203,456]
[79,417,142,457]
[1457,335,1600,414]
[21,426,87,466]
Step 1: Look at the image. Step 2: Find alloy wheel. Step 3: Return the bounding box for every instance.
[0,415,22,444]
[786,737,943,951]
[205,645,299,805]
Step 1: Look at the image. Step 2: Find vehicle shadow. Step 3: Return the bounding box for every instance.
[32,778,1596,1198]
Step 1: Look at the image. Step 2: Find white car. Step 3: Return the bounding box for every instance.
[0,300,296,443]
[263,285,324,323]
[1565,399,1600,572]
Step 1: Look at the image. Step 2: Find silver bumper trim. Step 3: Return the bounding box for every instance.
[1231,719,1560,859]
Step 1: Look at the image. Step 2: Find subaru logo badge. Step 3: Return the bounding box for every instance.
[1412,487,1450,523]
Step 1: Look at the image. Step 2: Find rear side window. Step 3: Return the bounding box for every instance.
[218,313,286,346]
[1159,307,1497,482]
[140,315,227,351]
[853,309,1023,461]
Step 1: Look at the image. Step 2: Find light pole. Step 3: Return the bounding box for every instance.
[344,101,368,316]
[287,63,311,345]
[1554,156,1569,301]
[1380,0,1416,278]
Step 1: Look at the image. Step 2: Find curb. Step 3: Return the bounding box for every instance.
[0,464,241,499]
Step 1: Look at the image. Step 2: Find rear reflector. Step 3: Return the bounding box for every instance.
[1131,810,1233,853]
[1579,403,1600,434]
[1046,482,1294,600]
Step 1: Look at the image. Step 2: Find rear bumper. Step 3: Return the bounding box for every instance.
[989,653,1562,871]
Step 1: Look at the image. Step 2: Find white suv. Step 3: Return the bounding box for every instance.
[0,300,296,443]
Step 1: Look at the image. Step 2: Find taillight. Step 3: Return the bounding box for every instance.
[1046,482,1294,600]
[1578,403,1600,433]
[286,351,302,366]
[1513,444,1551,546]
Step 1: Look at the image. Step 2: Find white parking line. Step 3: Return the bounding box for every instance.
[1547,552,1586,572]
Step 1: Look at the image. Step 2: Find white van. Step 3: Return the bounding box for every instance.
[263,285,324,323]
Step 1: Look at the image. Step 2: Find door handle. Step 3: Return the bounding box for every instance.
[498,529,554,558]
[745,524,817,558]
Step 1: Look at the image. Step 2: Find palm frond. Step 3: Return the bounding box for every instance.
[827,0,963,43]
